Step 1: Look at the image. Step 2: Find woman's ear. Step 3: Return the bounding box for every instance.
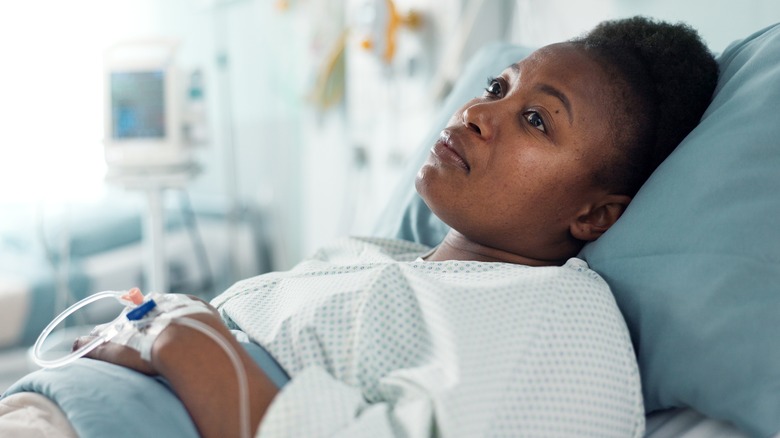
[570,194,632,241]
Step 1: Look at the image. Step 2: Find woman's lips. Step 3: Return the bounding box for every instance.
[432,134,470,172]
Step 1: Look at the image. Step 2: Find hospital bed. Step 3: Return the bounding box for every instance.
[376,21,780,438]
[3,20,780,438]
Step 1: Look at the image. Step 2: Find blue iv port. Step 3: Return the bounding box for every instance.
[126,299,157,321]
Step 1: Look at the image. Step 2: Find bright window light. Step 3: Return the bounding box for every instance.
[0,1,121,203]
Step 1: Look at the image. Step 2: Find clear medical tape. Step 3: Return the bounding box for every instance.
[32,290,252,438]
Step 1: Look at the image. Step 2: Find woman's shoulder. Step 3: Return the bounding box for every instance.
[545,258,625,325]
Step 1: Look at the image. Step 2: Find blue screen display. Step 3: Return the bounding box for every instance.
[111,71,166,139]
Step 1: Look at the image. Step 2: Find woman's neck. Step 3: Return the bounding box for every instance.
[424,230,565,266]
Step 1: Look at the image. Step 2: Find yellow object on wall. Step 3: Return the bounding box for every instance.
[359,0,421,64]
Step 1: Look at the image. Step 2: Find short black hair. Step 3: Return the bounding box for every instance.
[570,16,719,196]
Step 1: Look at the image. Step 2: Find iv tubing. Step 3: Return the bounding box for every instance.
[32,292,251,437]
[32,290,124,369]
[174,317,251,438]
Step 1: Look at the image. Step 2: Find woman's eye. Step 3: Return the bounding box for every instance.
[484,77,502,97]
[524,111,546,133]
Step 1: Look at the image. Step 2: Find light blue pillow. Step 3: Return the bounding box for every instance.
[377,24,780,437]
[580,23,780,437]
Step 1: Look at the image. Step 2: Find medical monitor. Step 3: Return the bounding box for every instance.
[103,40,192,171]
[110,70,166,140]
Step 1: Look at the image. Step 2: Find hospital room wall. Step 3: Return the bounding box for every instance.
[511,0,780,53]
[615,0,780,53]
[509,0,780,57]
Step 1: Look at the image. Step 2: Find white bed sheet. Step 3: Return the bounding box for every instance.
[0,278,30,348]
[645,408,754,438]
[0,392,77,437]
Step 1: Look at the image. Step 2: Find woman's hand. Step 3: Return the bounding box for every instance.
[72,294,219,376]
[73,336,157,375]
[73,293,279,438]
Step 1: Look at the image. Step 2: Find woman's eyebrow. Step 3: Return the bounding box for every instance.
[507,63,573,126]
[536,83,573,125]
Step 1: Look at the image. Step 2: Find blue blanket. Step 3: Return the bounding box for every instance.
[2,340,289,437]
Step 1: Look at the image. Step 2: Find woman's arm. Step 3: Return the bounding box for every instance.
[79,309,278,438]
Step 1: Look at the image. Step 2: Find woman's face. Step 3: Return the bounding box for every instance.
[415,42,623,263]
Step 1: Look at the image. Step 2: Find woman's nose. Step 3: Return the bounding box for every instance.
[462,102,494,140]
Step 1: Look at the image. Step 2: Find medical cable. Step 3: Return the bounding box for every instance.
[173,317,251,438]
[32,290,127,369]
[32,289,252,438]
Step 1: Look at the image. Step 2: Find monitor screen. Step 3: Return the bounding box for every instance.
[110,71,166,139]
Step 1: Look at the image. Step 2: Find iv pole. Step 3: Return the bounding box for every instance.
[106,168,199,294]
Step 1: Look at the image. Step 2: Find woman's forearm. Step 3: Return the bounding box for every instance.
[152,314,279,438]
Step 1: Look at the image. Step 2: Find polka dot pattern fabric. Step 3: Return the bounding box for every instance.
[212,237,644,437]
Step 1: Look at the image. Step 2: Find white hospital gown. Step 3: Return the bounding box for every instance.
[212,237,644,437]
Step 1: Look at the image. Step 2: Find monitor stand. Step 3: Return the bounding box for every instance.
[105,163,201,294]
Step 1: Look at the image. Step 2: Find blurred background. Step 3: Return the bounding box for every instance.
[1,0,778,389]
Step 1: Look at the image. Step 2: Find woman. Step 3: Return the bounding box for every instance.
[1,16,717,438]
